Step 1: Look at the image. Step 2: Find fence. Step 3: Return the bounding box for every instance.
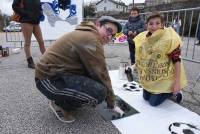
[2,7,200,64]
[140,7,200,88]
[140,7,200,63]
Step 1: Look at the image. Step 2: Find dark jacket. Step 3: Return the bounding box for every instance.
[123,15,145,43]
[35,21,115,106]
[12,0,42,24]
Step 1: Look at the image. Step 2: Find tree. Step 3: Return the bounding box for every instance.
[0,10,4,31]
[84,4,96,18]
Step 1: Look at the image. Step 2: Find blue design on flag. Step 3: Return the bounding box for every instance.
[40,0,77,27]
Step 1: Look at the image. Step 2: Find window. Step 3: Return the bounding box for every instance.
[104,7,106,11]
[104,0,106,3]
[116,5,118,8]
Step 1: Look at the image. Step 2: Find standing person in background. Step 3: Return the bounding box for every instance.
[12,0,46,69]
[172,16,181,35]
[123,6,145,65]
[134,12,187,106]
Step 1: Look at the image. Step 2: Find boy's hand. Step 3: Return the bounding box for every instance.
[128,31,133,36]
[172,81,181,94]
[132,31,137,36]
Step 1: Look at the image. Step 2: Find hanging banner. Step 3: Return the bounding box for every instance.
[40,0,83,40]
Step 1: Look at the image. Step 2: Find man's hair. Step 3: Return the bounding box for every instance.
[147,11,164,24]
[97,16,122,33]
[99,21,107,27]
[130,6,140,13]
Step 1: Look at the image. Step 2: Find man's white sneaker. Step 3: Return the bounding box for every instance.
[49,101,75,123]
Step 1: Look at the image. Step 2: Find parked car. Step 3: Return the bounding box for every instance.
[3,23,22,32]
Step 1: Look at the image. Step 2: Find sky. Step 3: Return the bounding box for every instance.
[0,0,145,16]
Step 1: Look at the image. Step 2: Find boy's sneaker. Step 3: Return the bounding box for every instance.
[49,101,75,123]
[171,92,183,103]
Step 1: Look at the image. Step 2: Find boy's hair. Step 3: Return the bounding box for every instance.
[130,6,140,13]
[147,11,164,24]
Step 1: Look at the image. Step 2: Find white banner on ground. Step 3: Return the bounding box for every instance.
[39,0,83,40]
[109,70,200,134]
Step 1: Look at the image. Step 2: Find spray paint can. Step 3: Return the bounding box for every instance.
[119,59,128,80]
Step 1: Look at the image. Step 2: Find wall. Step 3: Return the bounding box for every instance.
[142,0,200,12]
[97,1,200,20]
[96,0,126,12]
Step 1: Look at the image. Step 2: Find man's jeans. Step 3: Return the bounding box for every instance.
[35,73,107,111]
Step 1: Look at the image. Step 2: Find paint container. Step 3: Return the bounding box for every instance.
[119,60,129,80]
[125,66,133,82]
[2,47,9,57]
[12,48,21,54]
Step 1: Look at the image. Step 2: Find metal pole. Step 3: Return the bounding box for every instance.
[132,0,134,5]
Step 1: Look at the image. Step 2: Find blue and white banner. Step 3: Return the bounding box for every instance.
[40,0,83,40]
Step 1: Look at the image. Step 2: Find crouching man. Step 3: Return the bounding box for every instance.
[35,16,122,123]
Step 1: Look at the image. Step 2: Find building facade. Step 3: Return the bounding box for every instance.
[95,0,128,13]
[128,3,146,11]
[145,0,171,6]
[145,0,189,6]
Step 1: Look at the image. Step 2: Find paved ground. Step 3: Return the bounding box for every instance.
[0,47,122,134]
[0,40,200,134]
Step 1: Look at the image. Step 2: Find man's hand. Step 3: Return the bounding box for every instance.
[113,106,125,117]
[106,96,115,109]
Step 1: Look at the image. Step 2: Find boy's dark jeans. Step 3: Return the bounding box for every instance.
[35,73,107,111]
[128,40,135,65]
[143,89,173,106]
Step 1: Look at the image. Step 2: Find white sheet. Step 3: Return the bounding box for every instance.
[109,70,200,134]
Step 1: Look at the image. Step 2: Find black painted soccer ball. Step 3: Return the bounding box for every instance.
[123,81,143,92]
[168,122,200,134]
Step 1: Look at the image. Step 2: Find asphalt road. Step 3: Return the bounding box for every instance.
[0,33,200,133]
